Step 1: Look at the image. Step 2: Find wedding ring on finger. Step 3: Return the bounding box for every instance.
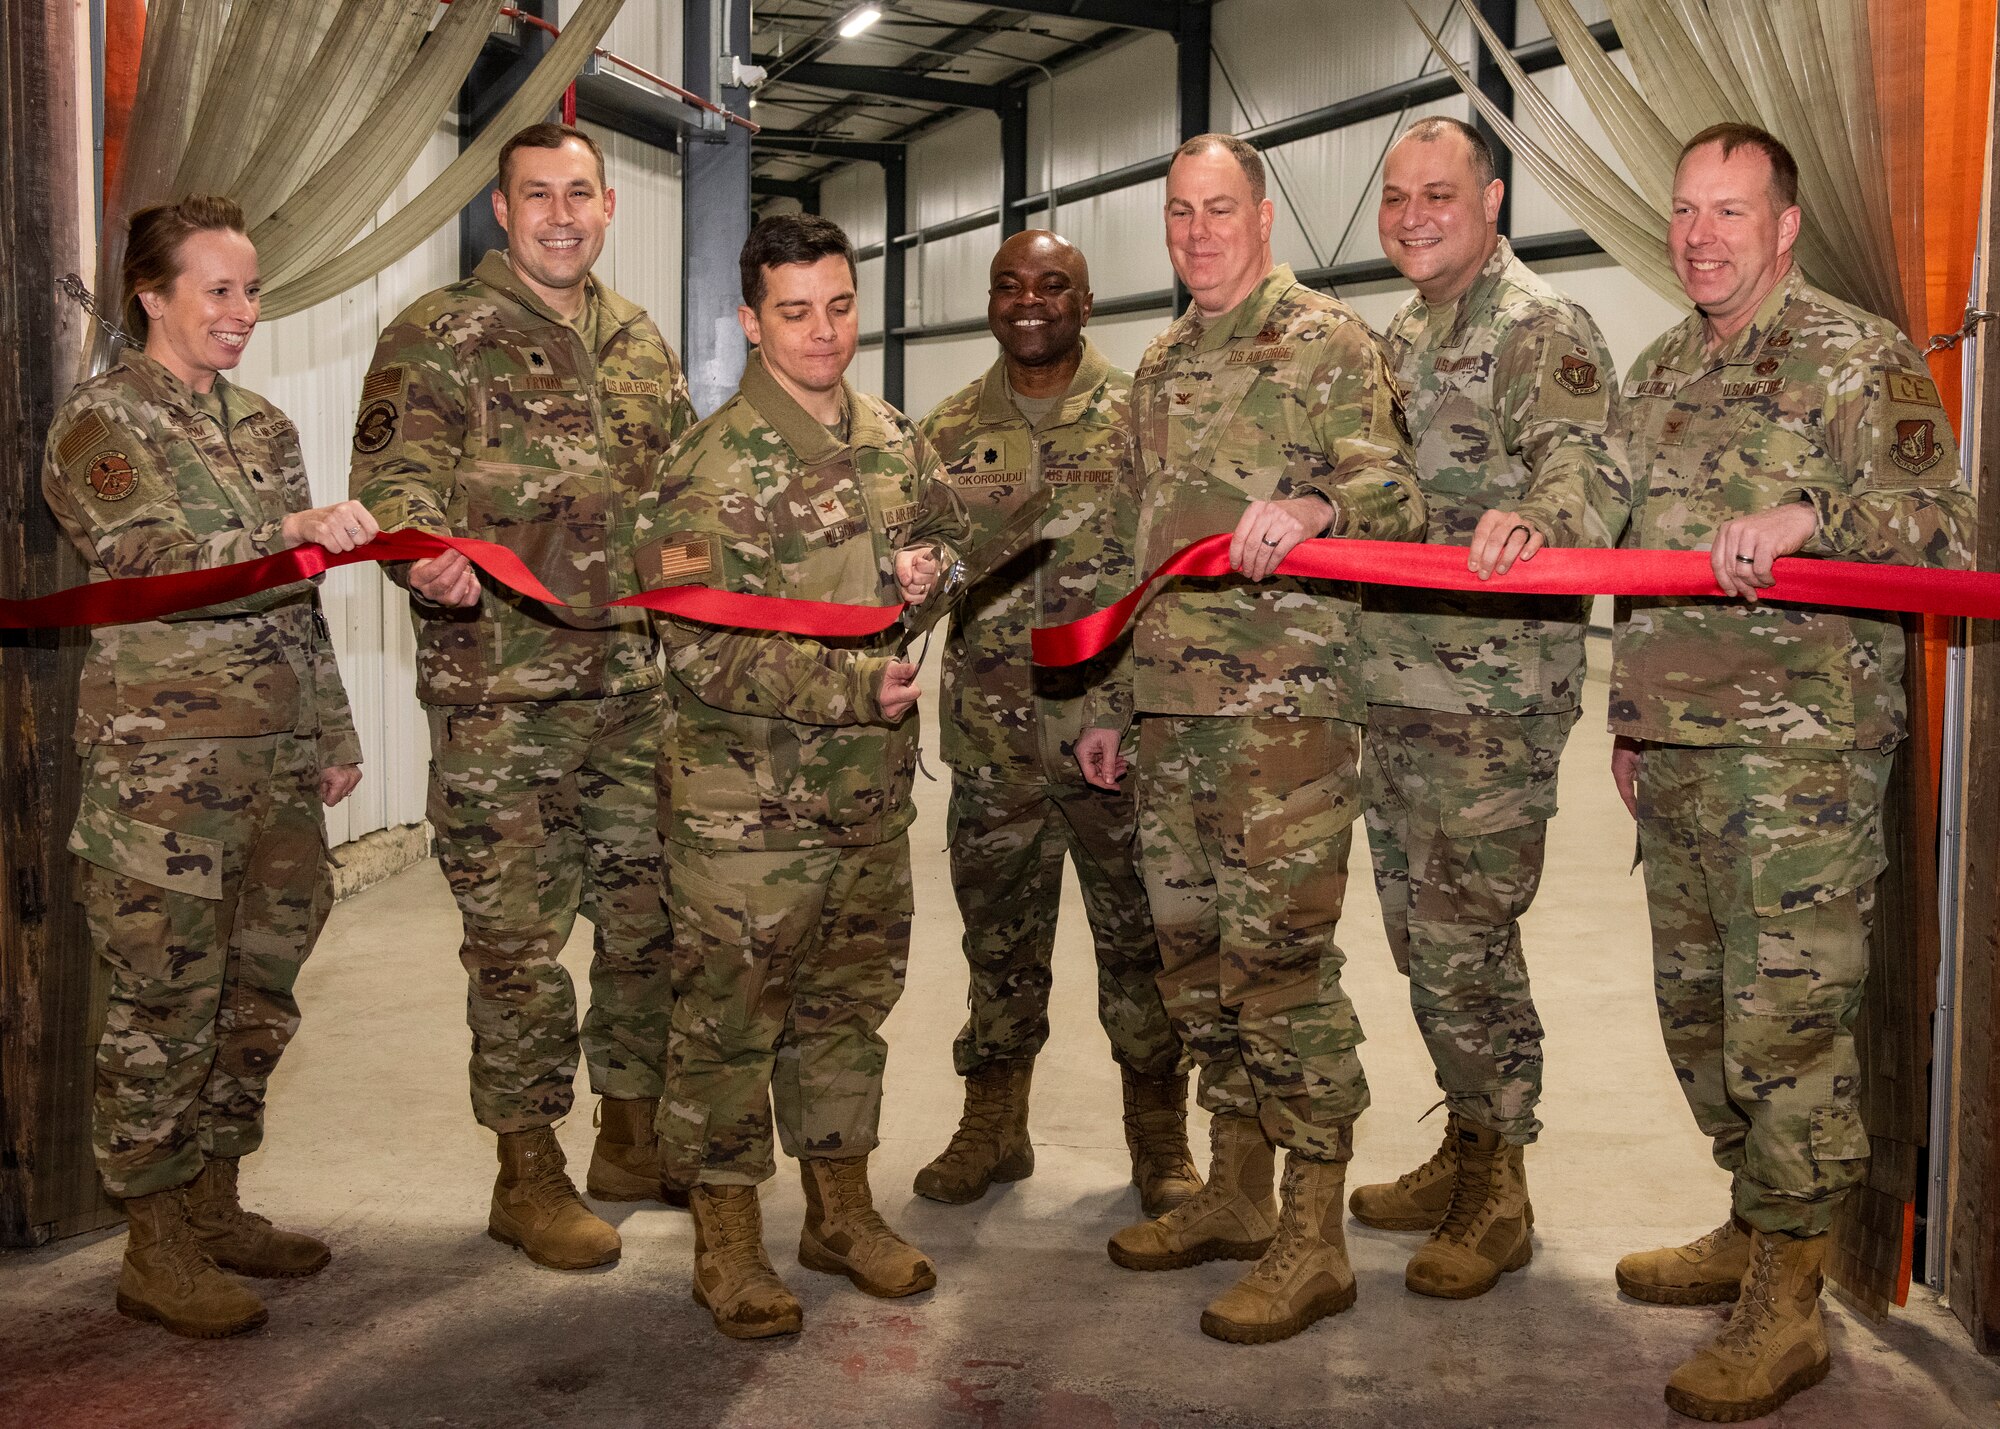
[1261,535,1281,546]
[1735,554,1756,564]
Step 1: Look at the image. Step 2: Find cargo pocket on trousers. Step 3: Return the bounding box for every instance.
[1242,770,1353,937]
[1808,1103,1870,1175]
[69,795,224,901]
[426,774,551,927]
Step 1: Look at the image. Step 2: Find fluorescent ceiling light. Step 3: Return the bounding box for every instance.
[837,5,882,39]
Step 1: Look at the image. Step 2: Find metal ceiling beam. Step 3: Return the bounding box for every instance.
[752,177,822,211]
[978,1,1181,30]
[762,60,1006,111]
[756,132,906,164]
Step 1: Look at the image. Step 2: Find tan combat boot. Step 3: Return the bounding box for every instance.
[1617,1216,1752,1305]
[184,1156,331,1278]
[586,1095,690,1209]
[1348,1114,1460,1231]
[688,1184,804,1340]
[1200,1151,1357,1344]
[800,1155,938,1298]
[488,1127,622,1270]
[913,1059,1034,1204]
[1121,1065,1204,1217]
[1664,1229,1830,1422]
[1107,1113,1277,1271]
[116,1187,268,1338]
[1404,1121,1532,1298]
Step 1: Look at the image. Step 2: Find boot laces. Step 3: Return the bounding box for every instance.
[1715,1239,1784,1354]
[704,1192,776,1279]
[822,1161,900,1249]
[1127,1110,1196,1181]
[150,1194,216,1292]
[1685,1220,1742,1260]
[1432,1145,1500,1248]
[194,1163,275,1236]
[932,1075,1018,1171]
[519,1146,586,1215]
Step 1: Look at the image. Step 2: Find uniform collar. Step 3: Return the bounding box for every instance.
[118,349,246,425]
[473,249,644,349]
[1191,264,1297,354]
[739,348,889,464]
[1656,264,1806,375]
[1430,236,1514,347]
[973,335,1112,429]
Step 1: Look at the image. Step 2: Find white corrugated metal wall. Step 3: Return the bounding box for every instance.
[245,3,1685,852]
[825,0,1682,422]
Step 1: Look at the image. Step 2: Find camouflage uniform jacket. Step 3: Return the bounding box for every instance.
[1610,267,1974,749]
[350,249,696,705]
[1090,264,1425,728]
[921,338,1137,781]
[636,350,969,852]
[43,351,358,762]
[1363,237,1628,715]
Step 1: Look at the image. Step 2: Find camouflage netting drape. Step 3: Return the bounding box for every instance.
[92,0,626,361]
[1407,0,1945,1321]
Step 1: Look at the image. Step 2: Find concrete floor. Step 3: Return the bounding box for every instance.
[6,653,1999,1429]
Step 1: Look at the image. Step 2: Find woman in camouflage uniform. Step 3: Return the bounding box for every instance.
[42,197,373,1339]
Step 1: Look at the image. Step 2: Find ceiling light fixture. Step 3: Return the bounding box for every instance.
[837,5,883,39]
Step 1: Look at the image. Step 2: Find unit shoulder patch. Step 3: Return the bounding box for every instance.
[1890,418,1943,475]
[85,450,138,501]
[1885,369,1941,409]
[1552,352,1601,396]
[353,399,399,455]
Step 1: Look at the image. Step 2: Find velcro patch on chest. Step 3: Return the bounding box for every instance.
[881,502,918,528]
[1045,468,1114,485]
[1723,379,1783,399]
[603,377,662,397]
[1226,344,1293,366]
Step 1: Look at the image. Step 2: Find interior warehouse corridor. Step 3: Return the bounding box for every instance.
[4,651,1997,1429]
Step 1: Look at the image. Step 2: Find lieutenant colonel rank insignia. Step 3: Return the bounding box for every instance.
[86,450,138,501]
[1891,418,1942,475]
[1554,353,1600,396]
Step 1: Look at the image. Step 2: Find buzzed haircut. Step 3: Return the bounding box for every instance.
[1172,133,1267,206]
[497,122,607,193]
[1677,122,1800,211]
[1399,115,1497,190]
[740,213,857,311]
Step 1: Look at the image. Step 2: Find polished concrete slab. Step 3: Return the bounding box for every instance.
[5,661,1998,1428]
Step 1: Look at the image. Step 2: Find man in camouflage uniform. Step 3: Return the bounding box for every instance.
[1608,125,1971,1421]
[1349,117,1627,1299]
[350,125,696,1272]
[913,230,1198,1215]
[1074,135,1425,1344]
[636,214,968,1341]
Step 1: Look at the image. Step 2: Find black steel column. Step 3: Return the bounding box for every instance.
[1472,0,1516,235]
[458,0,556,275]
[1000,83,1029,240]
[683,0,754,415]
[882,151,908,409]
[1175,1,1211,141]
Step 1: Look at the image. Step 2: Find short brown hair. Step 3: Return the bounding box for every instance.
[739,214,857,311]
[120,194,248,342]
[1677,122,1799,211]
[1171,133,1267,206]
[497,122,607,193]
[1398,115,1497,190]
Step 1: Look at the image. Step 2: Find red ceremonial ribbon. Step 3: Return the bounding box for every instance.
[7,530,1998,663]
[1029,534,2000,667]
[0,529,907,639]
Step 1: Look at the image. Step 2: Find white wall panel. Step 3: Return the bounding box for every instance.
[822,164,885,249]
[237,122,464,847]
[1028,34,1176,190]
[586,123,685,341]
[902,333,1000,421]
[913,224,1000,330]
[567,0,683,79]
[913,111,1001,229]
[1211,0,1471,132]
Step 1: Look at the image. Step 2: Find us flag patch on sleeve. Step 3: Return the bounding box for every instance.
[56,411,113,472]
[660,538,714,580]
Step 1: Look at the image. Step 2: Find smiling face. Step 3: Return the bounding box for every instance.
[139,226,259,393]
[739,253,859,408]
[1164,145,1275,317]
[988,231,1092,370]
[1669,139,1800,343]
[1377,128,1503,305]
[493,137,615,310]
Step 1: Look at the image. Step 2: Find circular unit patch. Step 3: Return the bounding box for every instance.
[353,399,399,455]
[86,451,138,501]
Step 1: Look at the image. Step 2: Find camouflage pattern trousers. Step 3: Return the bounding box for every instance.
[1634,742,1891,1236]
[1136,715,1367,1160]
[945,772,1180,1079]
[660,834,914,1186]
[1363,706,1575,1145]
[74,733,330,1200]
[426,689,672,1133]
